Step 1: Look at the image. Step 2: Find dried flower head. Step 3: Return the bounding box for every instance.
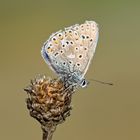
[24,75,76,140]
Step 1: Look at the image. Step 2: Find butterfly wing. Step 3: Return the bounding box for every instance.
[71,21,99,77]
[41,21,99,79]
[41,30,74,75]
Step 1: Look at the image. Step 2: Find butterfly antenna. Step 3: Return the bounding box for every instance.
[90,79,114,86]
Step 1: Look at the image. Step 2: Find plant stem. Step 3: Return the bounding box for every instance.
[42,130,54,140]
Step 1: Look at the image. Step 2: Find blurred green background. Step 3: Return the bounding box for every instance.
[0,0,140,140]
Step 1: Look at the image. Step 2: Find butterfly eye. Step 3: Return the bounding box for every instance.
[80,79,88,88]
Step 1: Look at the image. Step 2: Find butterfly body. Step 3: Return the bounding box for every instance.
[41,21,99,88]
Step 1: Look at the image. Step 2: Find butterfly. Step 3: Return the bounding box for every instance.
[41,21,99,88]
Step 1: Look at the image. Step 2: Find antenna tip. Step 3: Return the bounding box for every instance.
[109,83,114,86]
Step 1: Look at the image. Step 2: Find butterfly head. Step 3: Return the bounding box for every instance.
[80,79,88,88]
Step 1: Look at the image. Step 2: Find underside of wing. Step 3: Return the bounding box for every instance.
[41,21,99,78]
